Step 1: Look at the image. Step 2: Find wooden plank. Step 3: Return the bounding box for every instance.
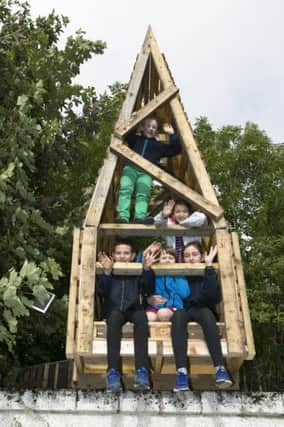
[84,33,151,227]
[110,136,223,220]
[77,227,97,355]
[231,232,255,360]
[99,223,215,237]
[115,85,179,137]
[215,229,244,356]
[148,30,224,211]
[66,228,81,358]
[93,321,225,340]
[95,261,218,276]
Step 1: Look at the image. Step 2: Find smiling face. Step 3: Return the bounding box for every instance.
[159,249,176,264]
[143,118,158,139]
[112,244,134,262]
[172,203,190,223]
[183,244,203,264]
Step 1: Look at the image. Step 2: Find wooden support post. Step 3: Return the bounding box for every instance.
[110,137,223,220]
[77,227,97,355]
[66,228,81,358]
[215,229,243,356]
[115,85,179,137]
[231,232,255,359]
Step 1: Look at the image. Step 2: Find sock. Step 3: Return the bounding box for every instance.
[177,367,188,375]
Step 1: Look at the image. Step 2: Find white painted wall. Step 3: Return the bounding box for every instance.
[0,390,283,427]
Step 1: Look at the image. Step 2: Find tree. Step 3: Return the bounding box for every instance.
[0,0,126,384]
[195,117,284,391]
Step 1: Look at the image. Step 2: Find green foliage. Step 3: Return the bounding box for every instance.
[195,117,284,391]
[0,0,125,385]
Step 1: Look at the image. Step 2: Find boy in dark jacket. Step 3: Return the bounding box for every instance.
[97,240,158,392]
[116,117,181,224]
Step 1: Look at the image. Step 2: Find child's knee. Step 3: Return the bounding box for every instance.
[146,311,158,321]
[157,308,173,321]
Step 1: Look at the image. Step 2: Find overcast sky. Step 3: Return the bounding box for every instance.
[28,0,284,143]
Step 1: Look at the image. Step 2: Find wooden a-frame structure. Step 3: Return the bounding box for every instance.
[66,26,255,390]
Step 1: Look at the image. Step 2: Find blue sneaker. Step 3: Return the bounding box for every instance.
[134,367,150,390]
[173,371,189,392]
[215,366,233,389]
[106,368,122,393]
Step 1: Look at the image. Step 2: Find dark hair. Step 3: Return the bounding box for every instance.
[113,239,134,253]
[144,116,159,129]
[173,199,191,213]
[184,240,204,255]
[163,247,177,260]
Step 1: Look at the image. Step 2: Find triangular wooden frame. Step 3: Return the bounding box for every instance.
[71,26,254,366]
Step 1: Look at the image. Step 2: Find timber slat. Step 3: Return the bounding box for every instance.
[95,261,218,276]
[99,223,215,237]
[231,232,255,360]
[66,228,81,358]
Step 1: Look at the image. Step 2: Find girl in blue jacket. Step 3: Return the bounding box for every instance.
[146,247,190,321]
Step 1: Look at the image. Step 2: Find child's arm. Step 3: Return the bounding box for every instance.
[96,252,113,296]
[154,200,175,225]
[178,211,207,227]
[160,123,181,157]
[140,243,160,296]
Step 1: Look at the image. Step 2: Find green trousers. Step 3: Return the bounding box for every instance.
[117,164,152,220]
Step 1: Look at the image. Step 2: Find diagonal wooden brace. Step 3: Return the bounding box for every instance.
[115,85,179,138]
[110,136,223,220]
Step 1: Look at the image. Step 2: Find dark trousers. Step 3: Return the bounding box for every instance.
[171,307,224,369]
[106,309,149,371]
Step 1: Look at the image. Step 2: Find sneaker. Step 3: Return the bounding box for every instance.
[106,368,122,393]
[215,366,233,389]
[134,367,150,390]
[133,216,154,225]
[173,371,190,392]
[115,217,129,224]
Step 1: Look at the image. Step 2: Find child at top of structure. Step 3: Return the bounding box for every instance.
[116,116,181,225]
[146,245,190,322]
[154,199,208,262]
[96,239,158,393]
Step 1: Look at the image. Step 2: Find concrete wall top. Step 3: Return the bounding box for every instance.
[0,390,283,427]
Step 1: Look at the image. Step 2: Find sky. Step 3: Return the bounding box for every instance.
[28,0,284,143]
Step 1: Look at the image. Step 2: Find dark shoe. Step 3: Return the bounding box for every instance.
[106,368,123,393]
[133,216,154,225]
[115,217,129,224]
[134,367,150,390]
[173,371,190,392]
[215,366,233,389]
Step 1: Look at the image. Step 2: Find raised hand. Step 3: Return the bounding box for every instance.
[204,245,217,267]
[162,199,175,218]
[163,123,174,135]
[98,252,113,274]
[142,241,161,269]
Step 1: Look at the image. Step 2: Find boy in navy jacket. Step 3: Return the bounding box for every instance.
[97,240,158,392]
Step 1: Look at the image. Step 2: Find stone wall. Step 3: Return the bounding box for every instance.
[0,390,283,427]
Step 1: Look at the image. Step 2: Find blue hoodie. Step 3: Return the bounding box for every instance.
[150,275,190,310]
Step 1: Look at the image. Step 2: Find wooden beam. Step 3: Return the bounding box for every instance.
[99,223,215,237]
[110,136,223,220]
[84,35,151,227]
[95,261,218,276]
[148,29,227,229]
[66,228,81,358]
[115,85,179,137]
[231,232,255,360]
[77,227,97,355]
[215,229,244,356]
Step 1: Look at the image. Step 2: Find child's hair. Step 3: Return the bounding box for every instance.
[163,247,177,260]
[184,240,204,255]
[173,198,191,213]
[113,239,134,252]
